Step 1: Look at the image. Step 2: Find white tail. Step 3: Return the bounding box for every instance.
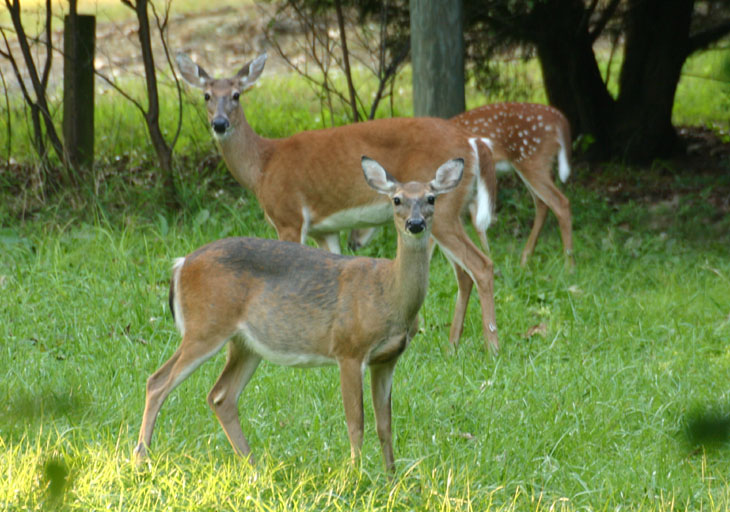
[133,158,464,471]
[452,102,574,266]
[176,53,499,351]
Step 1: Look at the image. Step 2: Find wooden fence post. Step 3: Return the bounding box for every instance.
[63,14,95,169]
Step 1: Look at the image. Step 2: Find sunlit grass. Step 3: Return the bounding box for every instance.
[675,48,730,131]
[2,162,730,509]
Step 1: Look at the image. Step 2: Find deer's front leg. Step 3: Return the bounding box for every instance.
[338,357,365,463]
[370,359,397,472]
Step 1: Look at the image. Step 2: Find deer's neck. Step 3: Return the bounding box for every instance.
[216,109,273,193]
[389,235,431,322]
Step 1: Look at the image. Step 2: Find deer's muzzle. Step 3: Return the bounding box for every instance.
[211,117,230,134]
[405,218,426,234]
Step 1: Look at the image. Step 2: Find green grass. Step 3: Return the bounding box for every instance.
[1,159,730,510]
[675,48,730,132]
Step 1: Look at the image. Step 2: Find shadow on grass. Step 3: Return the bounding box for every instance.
[682,405,730,452]
[42,455,70,505]
[2,388,90,430]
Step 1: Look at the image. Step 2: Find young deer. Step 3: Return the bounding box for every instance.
[176,53,498,351]
[451,103,574,266]
[133,157,464,472]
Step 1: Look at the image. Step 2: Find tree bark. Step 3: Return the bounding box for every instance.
[612,0,694,162]
[529,0,701,163]
[409,0,465,118]
[534,36,615,159]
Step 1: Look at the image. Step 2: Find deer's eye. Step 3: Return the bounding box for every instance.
[393,196,401,206]
[204,92,211,101]
[232,91,240,101]
[427,195,436,205]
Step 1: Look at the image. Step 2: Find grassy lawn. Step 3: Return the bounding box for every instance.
[2,150,729,509]
[1,13,730,509]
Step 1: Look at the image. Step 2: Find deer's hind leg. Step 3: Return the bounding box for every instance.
[207,338,262,463]
[134,333,229,460]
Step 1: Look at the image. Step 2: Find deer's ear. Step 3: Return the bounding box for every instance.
[176,53,211,88]
[429,158,464,195]
[361,157,398,196]
[236,53,267,91]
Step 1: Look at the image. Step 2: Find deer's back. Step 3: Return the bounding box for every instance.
[259,117,477,227]
[176,237,404,365]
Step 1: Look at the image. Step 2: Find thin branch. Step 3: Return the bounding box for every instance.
[3,1,65,168]
[0,27,32,106]
[369,41,409,120]
[334,0,360,121]
[150,0,183,150]
[2,35,48,167]
[94,69,145,111]
[40,0,52,91]
[680,71,730,84]
[0,57,11,164]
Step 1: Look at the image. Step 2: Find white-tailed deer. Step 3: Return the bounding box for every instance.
[176,53,499,351]
[452,102,574,266]
[133,157,464,471]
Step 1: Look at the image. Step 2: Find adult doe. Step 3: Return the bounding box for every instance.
[176,52,498,352]
[134,157,464,471]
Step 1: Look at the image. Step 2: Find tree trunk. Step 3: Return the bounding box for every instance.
[409,0,465,118]
[533,0,695,163]
[530,1,615,160]
[612,0,694,162]
[535,37,615,160]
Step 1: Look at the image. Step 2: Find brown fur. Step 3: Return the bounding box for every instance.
[134,158,463,472]
[451,102,574,266]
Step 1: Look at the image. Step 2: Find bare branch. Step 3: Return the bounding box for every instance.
[0,27,32,105]
[0,51,11,163]
[265,1,408,124]
[94,68,145,112]
[40,0,52,91]
[150,0,183,150]
[4,0,67,169]
[2,27,48,168]
[334,0,360,121]
[126,0,177,205]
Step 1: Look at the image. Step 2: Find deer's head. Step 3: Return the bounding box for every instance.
[177,53,267,140]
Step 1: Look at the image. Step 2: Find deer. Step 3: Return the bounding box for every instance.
[133,157,464,472]
[452,102,574,267]
[176,52,499,352]
[348,102,574,267]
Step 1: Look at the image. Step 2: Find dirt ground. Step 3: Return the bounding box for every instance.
[1,2,298,93]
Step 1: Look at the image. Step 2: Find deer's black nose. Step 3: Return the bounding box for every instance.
[406,218,425,234]
[211,118,229,134]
